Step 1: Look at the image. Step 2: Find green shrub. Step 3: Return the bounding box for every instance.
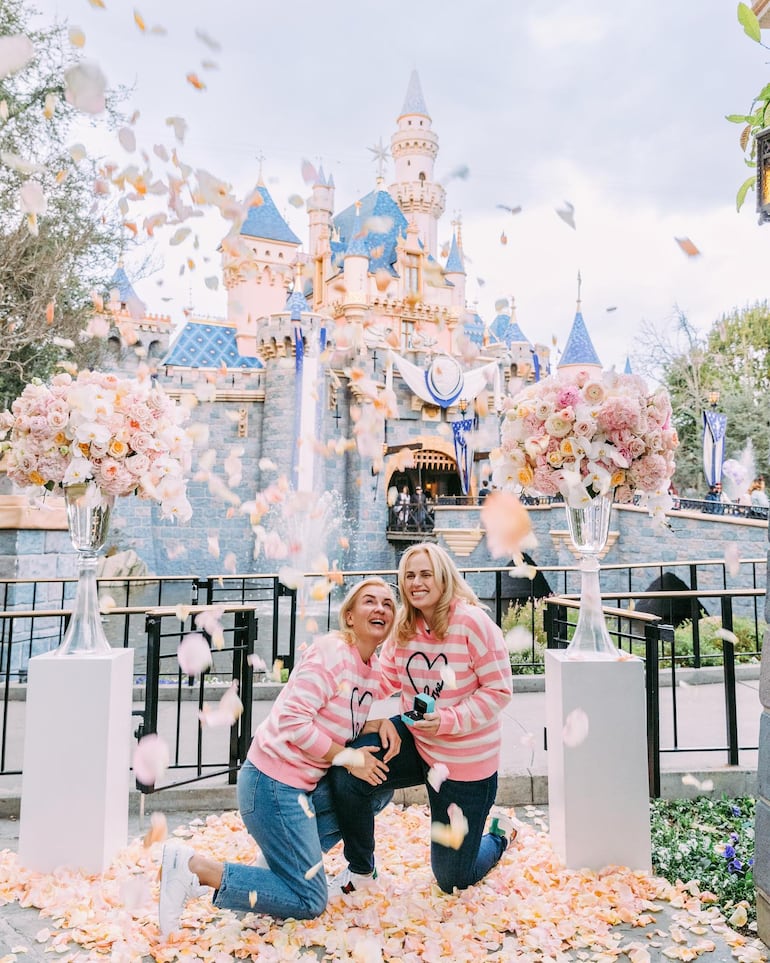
[650,796,755,930]
[502,600,548,674]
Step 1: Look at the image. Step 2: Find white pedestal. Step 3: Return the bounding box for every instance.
[19,648,134,874]
[545,650,651,872]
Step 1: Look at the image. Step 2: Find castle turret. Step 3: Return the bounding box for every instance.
[224,177,301,357]
[557,273,602,375]
[308,167,334,258]
[444,224,466,309]
[388,70,445,258]
[342,203,369,326]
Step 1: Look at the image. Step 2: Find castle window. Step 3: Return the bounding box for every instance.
[406,253,421,296]
[278,252,284,259]
[265,249,270,257]
[419,172,426,183]
[401,319,415,352]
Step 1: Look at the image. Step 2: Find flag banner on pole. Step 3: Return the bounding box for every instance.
[452,417,475,495]
[702,410,727,486]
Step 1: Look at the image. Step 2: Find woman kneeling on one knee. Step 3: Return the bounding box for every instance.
[158,577,399,938]
[328,542,516,896]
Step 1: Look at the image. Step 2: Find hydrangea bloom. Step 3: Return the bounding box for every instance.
[0,371,192,521]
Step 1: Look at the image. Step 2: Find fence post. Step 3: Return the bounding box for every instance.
[721,596,739,766]
[229,609,255,784]
[495,569,502,628]
[137,613,162,793]
[689,563,701,668]
[644,623,664,798]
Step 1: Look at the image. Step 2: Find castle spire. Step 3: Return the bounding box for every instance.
[399,69,430,119]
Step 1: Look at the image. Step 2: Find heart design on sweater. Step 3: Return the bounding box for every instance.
[405,651,448,695]
[350,687,373,739]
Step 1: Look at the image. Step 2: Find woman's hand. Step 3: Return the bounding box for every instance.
[347,745,390,786]
[412,711,441,735]
[377,718,402,762]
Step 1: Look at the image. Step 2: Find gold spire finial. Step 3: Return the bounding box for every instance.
[577,270,582,307]
[256,151,265,185]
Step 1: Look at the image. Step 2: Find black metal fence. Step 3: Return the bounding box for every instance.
[0,557,765,797]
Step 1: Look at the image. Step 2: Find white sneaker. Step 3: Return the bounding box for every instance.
[158,843,208,938]
[488,810,518,845]
[326,866,378,897]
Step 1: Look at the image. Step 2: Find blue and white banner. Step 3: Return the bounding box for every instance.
[452,417,475,495]
[702,410,727,486]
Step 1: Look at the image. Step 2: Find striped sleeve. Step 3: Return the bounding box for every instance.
[434,606,513,737]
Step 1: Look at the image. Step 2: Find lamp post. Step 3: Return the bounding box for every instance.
[708,389,721,409]
[757,126,770,225]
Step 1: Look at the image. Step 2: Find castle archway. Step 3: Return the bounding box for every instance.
[386,436,462,502]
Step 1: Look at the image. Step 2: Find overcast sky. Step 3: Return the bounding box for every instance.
[34,0,770,371]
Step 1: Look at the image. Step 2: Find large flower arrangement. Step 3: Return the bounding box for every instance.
[492,368,678,515]
[0,371,192,521]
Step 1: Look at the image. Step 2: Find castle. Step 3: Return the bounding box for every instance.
[107,71,605,575]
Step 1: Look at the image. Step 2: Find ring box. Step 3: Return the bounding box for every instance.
[402,693,435,726]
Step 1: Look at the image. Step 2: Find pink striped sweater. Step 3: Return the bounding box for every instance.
[379,600,513,781]
[248,632,384,791]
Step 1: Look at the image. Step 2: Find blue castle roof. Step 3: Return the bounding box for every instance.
[286,287,309,321]
[463,312,485,346]
[345,208,368,257]
[445,233,464,274]
[400,69,430,118]
[331,189,408,275]
[110,265,137,303]
[489,312,530,347]
[241,184,301,245]
[163,321,263,370]
[558,309,602,368]
[624,355,633,374]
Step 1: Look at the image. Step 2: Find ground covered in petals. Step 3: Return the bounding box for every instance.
[0,805,767,962]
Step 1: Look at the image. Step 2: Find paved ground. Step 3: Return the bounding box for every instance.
[0,676,765,960]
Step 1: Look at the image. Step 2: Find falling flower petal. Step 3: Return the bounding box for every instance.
[724,542,740,577]
[301,159,318,184]
[504,626,533,653]
[142,811,167,848]
[64,61,107,114]
[304,859,324,880]
[132,733,169,785]
[199,681,243,727]
[562,707,589,747]
[333,747,367,769]
[427,762,449,792]
[481,490,537,559]
[195,28,221,51]
[675,236,701,257]
[0,34,34,79]
[556,200,576,229]
[287,193,304,208]
[430,802,468,850]
[440,663,457,689]
[177,632,212,676]
[99,594,116,614]
[297,794,315,819]
[186,72,206,90]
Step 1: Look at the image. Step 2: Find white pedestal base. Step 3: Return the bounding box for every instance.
[19,648,134,874]
[545,650,651,872]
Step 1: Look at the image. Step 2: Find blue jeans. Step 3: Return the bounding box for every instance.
[214,760,327,919]
[328,716,506,893]
[213,761,393,919]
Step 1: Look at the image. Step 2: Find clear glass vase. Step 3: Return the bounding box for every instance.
[564,491,618,659]
[56,481,115,656]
